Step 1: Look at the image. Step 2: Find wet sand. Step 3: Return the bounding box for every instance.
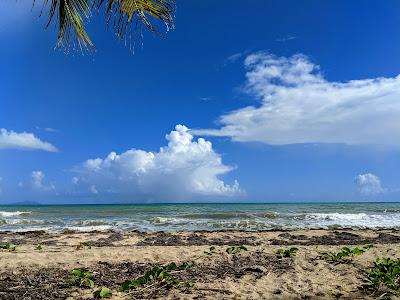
[0,229,399,299]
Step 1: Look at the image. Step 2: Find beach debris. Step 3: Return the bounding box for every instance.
[0,243,16,251]
[76,242,92,250]
[226,245,247,255]
[240,265,268,274]
[319,244,372,264]
[204,246,217,255]
[118,261,196,292]
[60,269,95,288]
[333,291,344,299]
[93,287,112,298]
[276,247,299,258]
[365,258,400,294]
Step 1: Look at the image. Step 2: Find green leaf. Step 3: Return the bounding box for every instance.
[118,280,131,292]
[83,272,94,279]
[1,243,17,251]
[87,279,95,288]
[82,278,95,288]
[66,278,77,284]
[70,269,83,277]
[94,287,112,298]
[99,287,112,298]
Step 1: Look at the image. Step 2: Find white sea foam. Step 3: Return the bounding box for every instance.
[0,211,31,217]
[305,213,369,221]
[66,225,114,232]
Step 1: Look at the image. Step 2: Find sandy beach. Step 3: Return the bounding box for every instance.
[0,229,399,299]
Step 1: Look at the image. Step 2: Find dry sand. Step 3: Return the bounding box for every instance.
[0,229,399,299]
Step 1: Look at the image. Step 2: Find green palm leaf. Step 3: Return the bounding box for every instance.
[95,0,176,40]
[37,0,93,51]
[35,0,175,52]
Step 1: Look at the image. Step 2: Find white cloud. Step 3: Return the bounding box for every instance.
[74,125,240,200]
[36,126,60,133]
[31,171,55,191]
[226,53,244,63]
[31,171,45,189]
[276,36,298,42]
[72,177,79,185]
[0,129,58,152]
[355,173,385,196]
[90,185,99,195]
[194,52,400,145]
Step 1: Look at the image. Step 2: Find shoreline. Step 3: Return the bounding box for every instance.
[1,229,399,299]
[1,226,400,234]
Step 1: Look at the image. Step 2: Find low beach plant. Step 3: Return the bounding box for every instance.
[35,244,43,251]
[226,245,247,255]
[93,287,112,298]
[366,258,400,294]
[204,246,217,255]
[76,242,92,250]
[320,244,372,264]
[119,261,196,292]
[276,247,298,258]
[0,243,16,251]
[60,269,95,288]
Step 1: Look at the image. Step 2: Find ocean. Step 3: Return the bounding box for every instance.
[0,202,399,232]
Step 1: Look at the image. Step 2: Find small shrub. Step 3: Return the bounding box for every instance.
[119,261,196,292]
[366,258,400,293]
[60,269,95,288]
[0,243,16,251]
[35,244,43,251]
[226,245,247,255]
[276,247,298,258]
[204,246,217,255]
[94,287,112,298]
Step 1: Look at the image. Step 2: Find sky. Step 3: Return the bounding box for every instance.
[0,0,399,204]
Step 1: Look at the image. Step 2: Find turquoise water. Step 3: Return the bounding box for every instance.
[0,203,400,232]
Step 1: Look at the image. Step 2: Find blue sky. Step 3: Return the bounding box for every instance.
[0,0,399,203]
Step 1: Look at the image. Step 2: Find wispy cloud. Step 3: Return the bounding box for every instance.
[36,126,60,133]
[222,50,253,66]
[194,52,400,146]
[276,36,298,42]
[0,129,58,152]
[199,96,213,102]
[226,53,243,63]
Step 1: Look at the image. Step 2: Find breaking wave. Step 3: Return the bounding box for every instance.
[1,203,400,232]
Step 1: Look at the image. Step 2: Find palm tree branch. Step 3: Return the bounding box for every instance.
[34,0,175,51]
[37,0,93,50]
[95,0,175,41]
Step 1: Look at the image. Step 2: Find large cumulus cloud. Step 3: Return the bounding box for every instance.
[73,125,240,200]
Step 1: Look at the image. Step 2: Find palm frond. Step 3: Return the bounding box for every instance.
[34,0,175,52]
[36,0,93,51]
[95,0,175,42]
